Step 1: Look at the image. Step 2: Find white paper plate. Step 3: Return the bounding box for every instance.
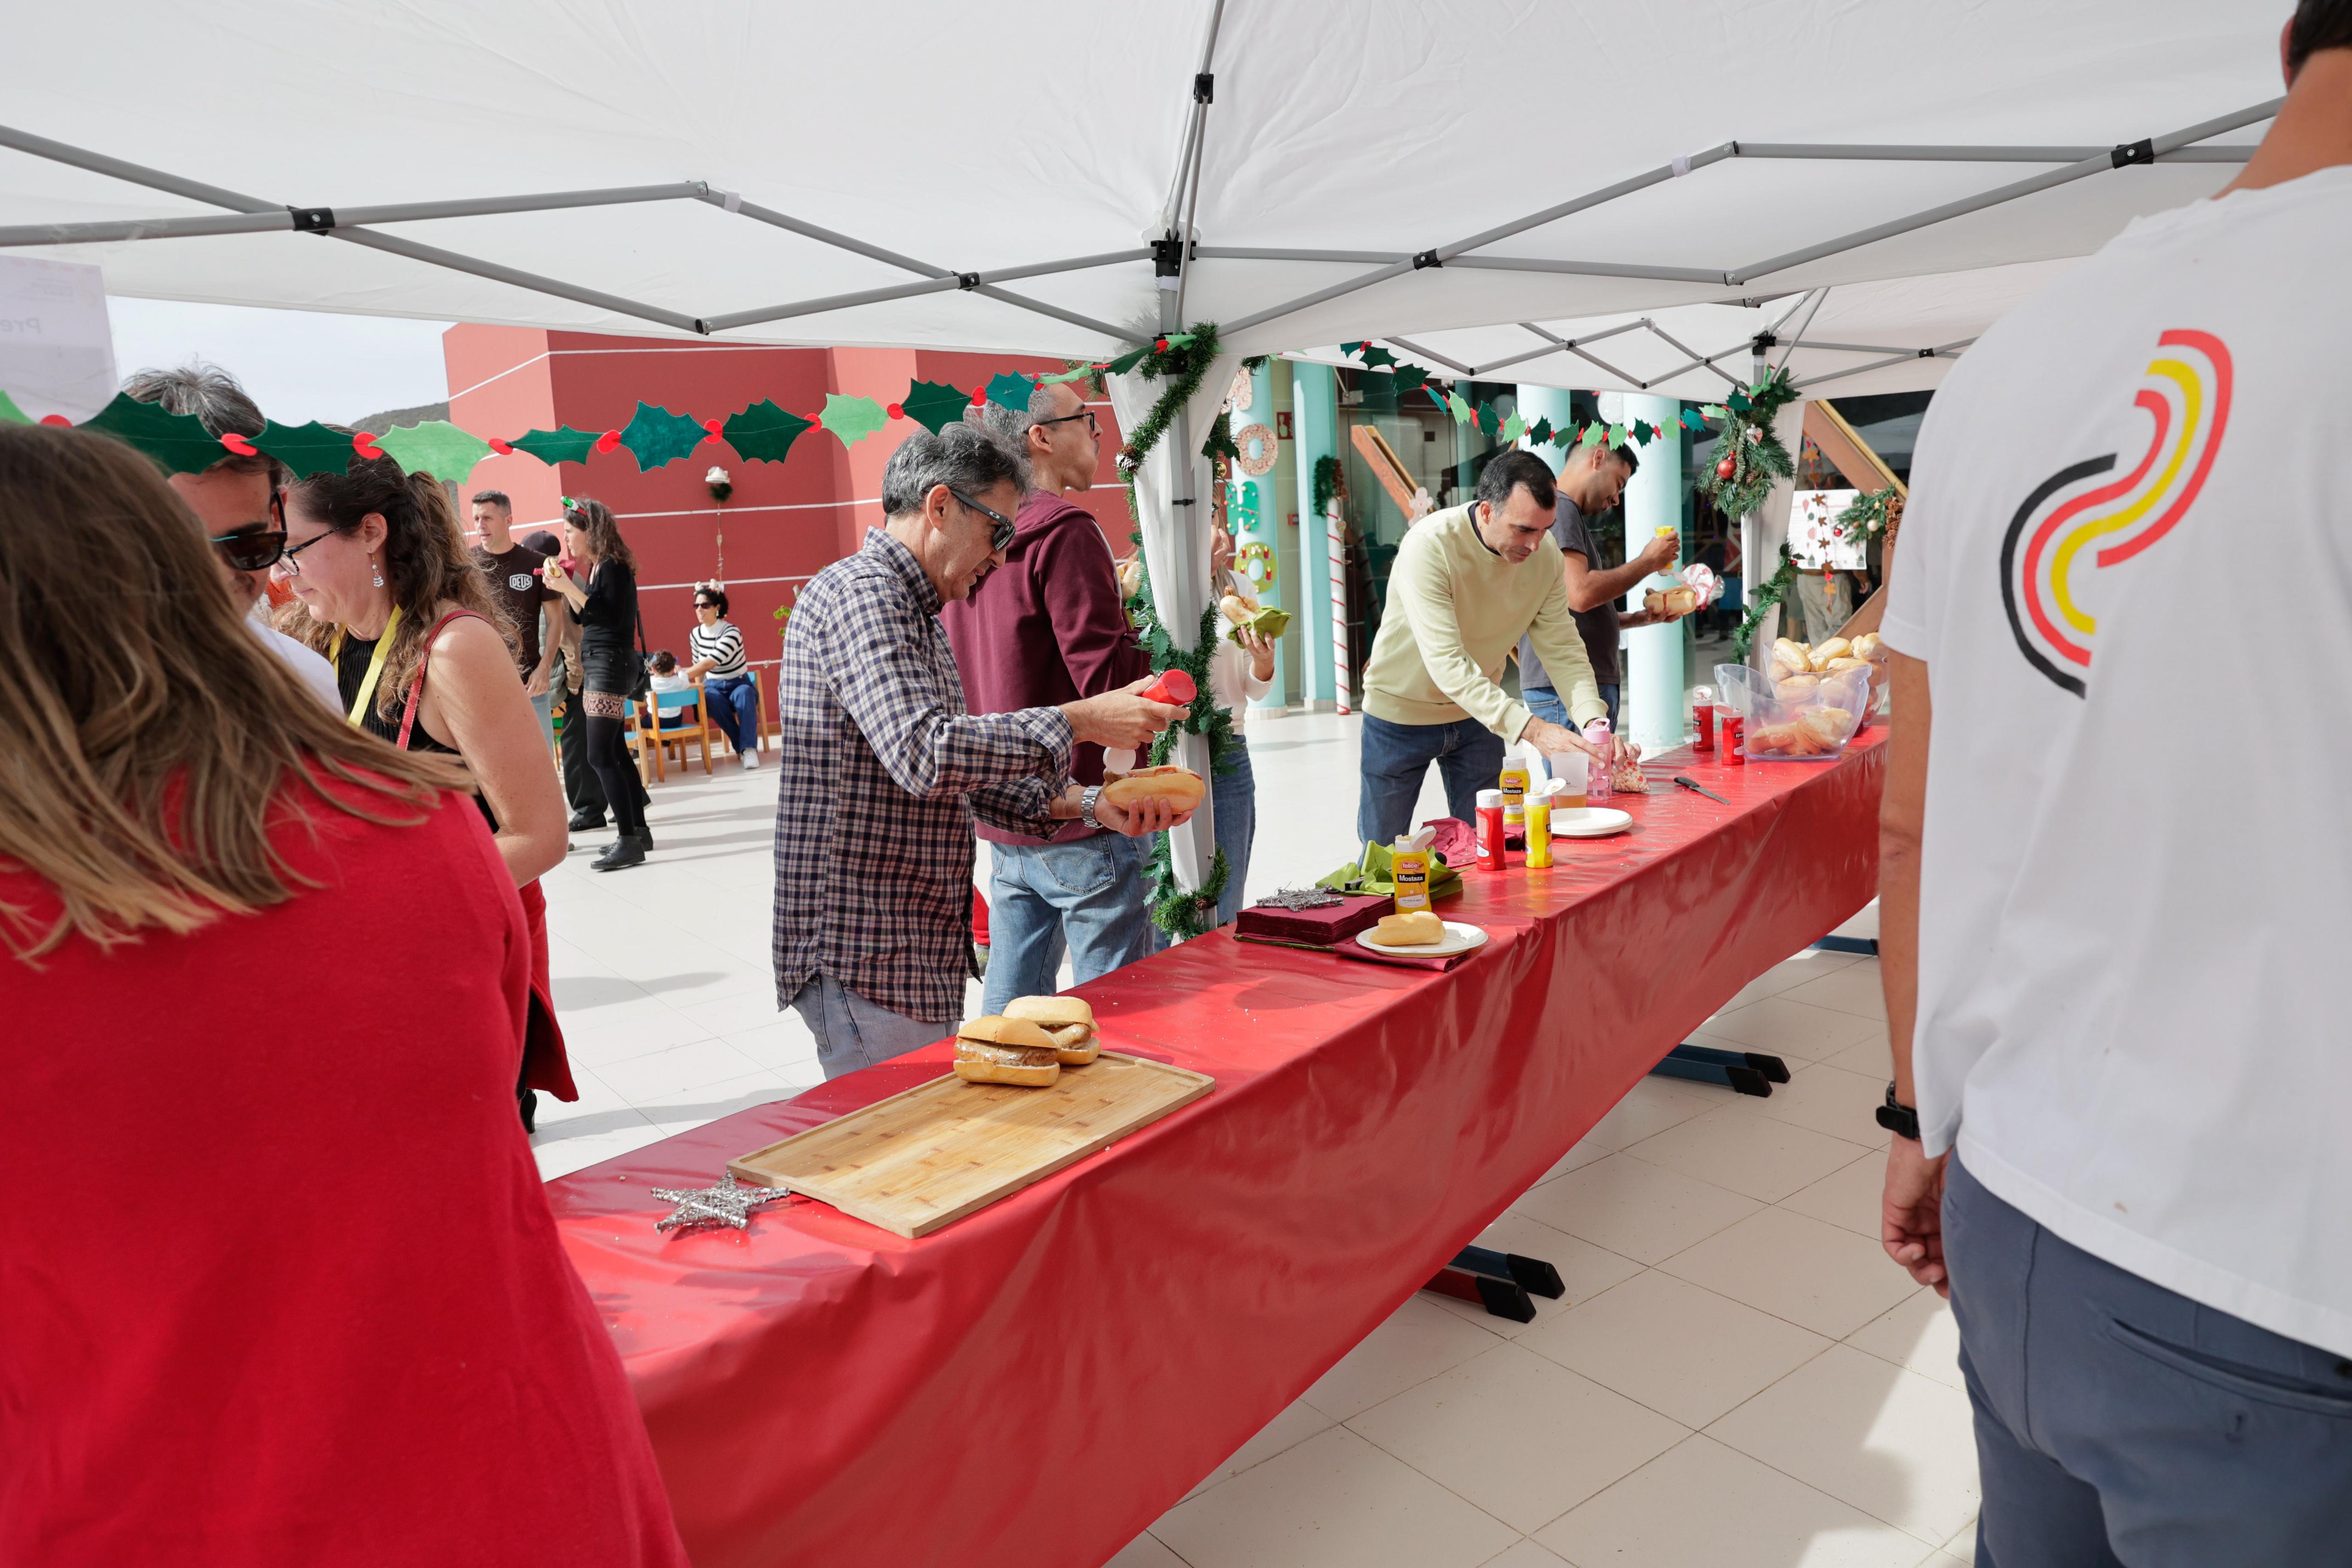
[1546,807,1634,838]
[1355,920,1490,959]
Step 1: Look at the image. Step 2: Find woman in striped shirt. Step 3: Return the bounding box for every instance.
[685,585,760,768]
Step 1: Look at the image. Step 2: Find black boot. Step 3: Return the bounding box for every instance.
[632,829,655,852]
[518,1088,537,1133]
[593,836,646,872]
[568,807,606,831]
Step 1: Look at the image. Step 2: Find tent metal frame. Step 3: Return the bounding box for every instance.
[0,89,2278,350]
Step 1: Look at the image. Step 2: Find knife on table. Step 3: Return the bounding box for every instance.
[1673,775,1730,804]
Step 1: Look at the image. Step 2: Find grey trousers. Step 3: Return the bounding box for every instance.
[1944,1155,2352,1566]
[787,974,954,1081]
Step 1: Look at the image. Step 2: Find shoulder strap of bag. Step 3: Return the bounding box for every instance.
[398,609,491,749]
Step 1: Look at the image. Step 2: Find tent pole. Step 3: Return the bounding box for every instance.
[1732,141,2257,164]
[0,183,710,249]
[1170,0,1227,325]
[1446,256,1730,285]
[1790,340,1975,393]
[1383,336,1472,376]
[1729,97,2282,282]
[1637,320,1743,388]
[705,249,1145,334]
[330,229,706,333]
[0,122,276,214]
[1770,288,1830,375]
[967,285,1131,344]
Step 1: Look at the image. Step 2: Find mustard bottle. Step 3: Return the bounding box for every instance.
[1525,781,1555,869]
[1391,832,1433,915]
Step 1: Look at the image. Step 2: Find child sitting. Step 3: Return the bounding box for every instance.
[646,651,697,720]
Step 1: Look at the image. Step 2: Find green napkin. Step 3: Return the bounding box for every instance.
[1317,840,1461,897]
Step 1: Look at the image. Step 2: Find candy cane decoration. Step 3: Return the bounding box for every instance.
[1327,499,1351,715]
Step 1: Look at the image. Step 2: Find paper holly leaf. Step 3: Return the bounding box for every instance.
[1389,364,1428,398]
[1339,340,1367,357]
[899,379,970,434]
[1578,423,1605,449]
[617,401,707,472]
[256,419,360,479]
[1475,401,1500,439]
[1631,420,1655,446]
[0,389,30,425]
[375,420,493,483]
[1608,423,1627,449]
[1727,390,1753,413]
[820,393,887,449]
[1501,412,1527,444]
[1103,348,1149,377]
[1357,344,1396,370]
[76,394,227,476]
[504,426,597,467]
[1446,390,1473,423]
[985,372,1037,414]
[1525,417,1554,448]
[722,400,813,465]
[1163,332,1197,348]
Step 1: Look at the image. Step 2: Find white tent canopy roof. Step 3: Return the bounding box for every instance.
[0,1,2287,363]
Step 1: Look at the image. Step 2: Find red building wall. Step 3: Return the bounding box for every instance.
[444,327,1135,681]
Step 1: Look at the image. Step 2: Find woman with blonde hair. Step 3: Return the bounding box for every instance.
[0,423,686,1566]
[274,450,574,1121]
[542,496,651,870]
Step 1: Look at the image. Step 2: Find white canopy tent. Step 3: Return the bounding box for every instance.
[0,0,2290,903]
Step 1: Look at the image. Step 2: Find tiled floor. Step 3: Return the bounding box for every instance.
[532,712,1976,1568]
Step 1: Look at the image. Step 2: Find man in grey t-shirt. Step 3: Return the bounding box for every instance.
[1515,442,1684,729]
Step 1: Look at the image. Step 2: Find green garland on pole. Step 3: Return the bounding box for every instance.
[1731,485,1902,658]
[1733,544,1798,659]
[1695,368,1799,522]
[1311,454,1342,516]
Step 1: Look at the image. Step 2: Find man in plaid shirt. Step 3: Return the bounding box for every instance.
[773,423,1193,1077]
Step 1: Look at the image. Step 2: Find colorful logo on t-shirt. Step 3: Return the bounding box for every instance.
[1999,329,2232,695]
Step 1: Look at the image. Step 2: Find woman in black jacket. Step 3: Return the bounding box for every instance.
[543,497,652,870]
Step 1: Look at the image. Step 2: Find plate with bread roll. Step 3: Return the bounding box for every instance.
[1355,909,1488,958]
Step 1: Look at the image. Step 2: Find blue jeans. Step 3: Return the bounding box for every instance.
[1357,713,1504,848]
[1525,682,1618,732]
[788,974,952,1080]
[981,831,1151,1015]
[704,674,760,755]
[1212,741,1257,926]
[1944,1155,2352,1566]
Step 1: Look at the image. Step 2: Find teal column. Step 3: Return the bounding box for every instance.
[1515,385,1577,481]
[1289,361,1340,707]
[1620,392,1686,752]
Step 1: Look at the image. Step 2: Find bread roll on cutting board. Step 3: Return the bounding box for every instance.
[1003,996,1099,1064]
[955,1016,1062,1086]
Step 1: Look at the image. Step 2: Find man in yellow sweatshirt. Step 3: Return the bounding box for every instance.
[1357,448,1615,845]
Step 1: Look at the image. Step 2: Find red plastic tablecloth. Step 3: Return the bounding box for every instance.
[551,733,1887,1568]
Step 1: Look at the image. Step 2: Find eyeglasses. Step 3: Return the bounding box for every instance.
[947,487,1018,553]
[209,526,288,572]
[273,528,341,578]
[1034,408,1099,438]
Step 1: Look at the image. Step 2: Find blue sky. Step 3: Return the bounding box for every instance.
[107,297,453,426]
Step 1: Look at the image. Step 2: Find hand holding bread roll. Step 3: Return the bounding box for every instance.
[1092,764,1203,838]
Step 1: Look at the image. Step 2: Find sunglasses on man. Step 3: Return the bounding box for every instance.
[947,487,1018,553]
[208,491,292,571]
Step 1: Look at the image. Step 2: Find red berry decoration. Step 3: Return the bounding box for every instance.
[487,438,514,456]
[594,429,622,454]
[39,413,72,427]
[886,402,904,420]
[220,431,260,457]
[1153,337,1170,352]
[702,417,723,436]
[1715,455,1737,479]
[353,431,385,461]
[970,387,988,407]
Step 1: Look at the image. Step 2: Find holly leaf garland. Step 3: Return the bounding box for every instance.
[1525,416,1554,448]
[78,392,228,476]
[618,401,709,471]
[256,419,362,479]
[509,426,602,467]
[0,390,31,425]
[1356,344,1397,370]
[376,420,493,483]
[899,379,970,434]
[723,400,813,464]
[985,371,1037,413]
[819,393,887,449]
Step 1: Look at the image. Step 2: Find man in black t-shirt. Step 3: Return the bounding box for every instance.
[469,491,562,748]
[1514,442,1686,730]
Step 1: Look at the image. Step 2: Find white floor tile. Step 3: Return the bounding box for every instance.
[1714,950,1863,1013]
[1300,1294,1504,1421]
[636,1070,796,1135]
[1473,1541,1573,1568]
[1691,997,1884,1062]
[1518,1269,1832,1428]
[1658,1208,1922,1340]
[1182,1398,1338,1502]
[1151,1425,1519,1568]
[1420,1212,1645,1341]
[1103,1532,1189,1568]
[1846,1291,1967,1393]
[1511,1152,1762,1266]
[1346,1342,1687,1532]
[1567,1076,1723,1153]
[1781,1149,1892,1241]
[531,1120,671,1179]
[1536,1434,1936,1568]
[1740,1062,1895,1147]
[593,1036,768,1104]
[1779,960,1888,1021]
[1940,1520,1979,1562]
[1623,1106,1877,1204]
[1706,1346,1981,1545]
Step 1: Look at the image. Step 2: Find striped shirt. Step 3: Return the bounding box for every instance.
[690,619,748,680]
[772,530,1071,1023]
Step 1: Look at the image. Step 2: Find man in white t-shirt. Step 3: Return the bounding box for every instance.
[1877,12,2352,1562]
[122,365,339,710]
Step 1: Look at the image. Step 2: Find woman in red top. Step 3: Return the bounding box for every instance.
[0,425,687,1568]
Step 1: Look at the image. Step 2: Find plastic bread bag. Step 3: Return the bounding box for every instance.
[1740,664,1871,761]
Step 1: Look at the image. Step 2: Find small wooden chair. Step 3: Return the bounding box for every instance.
[639,685,713,782]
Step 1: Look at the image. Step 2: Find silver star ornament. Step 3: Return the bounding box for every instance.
[651,1172,789,1235]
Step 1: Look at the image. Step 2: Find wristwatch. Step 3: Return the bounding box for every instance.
[1080,784,1104,831]
[1876,1083,1921,1141]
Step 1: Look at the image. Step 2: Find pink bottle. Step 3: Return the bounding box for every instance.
[1583,719,1613,802]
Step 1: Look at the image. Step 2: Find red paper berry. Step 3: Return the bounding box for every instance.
[39,413,71,427]
[970,387,987,407]
[220,431,259,457]
[594,429,622,453]
[886,403,904,420]
[487,437,514,456]
[702,417,723,436]
[353,431,384,460]
[1153,337,1170,352]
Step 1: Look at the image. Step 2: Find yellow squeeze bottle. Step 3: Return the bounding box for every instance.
[1525,784,1554,869]
[1498,752,1530,836]
[1391,831,1434,915]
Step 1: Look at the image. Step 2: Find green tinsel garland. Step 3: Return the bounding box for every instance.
[1311,454,1342,516]
[1146,838,1229,939]
[1733,544,1797,660]
[1697,368,1800,522]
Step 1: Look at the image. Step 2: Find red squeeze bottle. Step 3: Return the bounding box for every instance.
[1723,714,1746,765]
[1140,669,1196,706]
[1476,789,1506,870]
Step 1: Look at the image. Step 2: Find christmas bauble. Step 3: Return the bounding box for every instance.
[1715,456,1736,479]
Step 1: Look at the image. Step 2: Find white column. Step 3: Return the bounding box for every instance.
[1619,393,1685,752]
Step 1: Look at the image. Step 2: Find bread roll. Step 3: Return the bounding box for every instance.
[1099,765,1205,813]
[1824,656,1868,672]
[1774,674,1820,701]
[1046,1025,1099,1065]
[954,1038,1062,1087]
[1220,593,1252,625]
[1003,996,1094,1028]
[1814,637,1851,662]
[1372,910,1445,946]
[1850,632,1883,661]
[957,1015,1056,1050]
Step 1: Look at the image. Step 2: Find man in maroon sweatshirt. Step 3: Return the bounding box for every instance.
[943,381,1155,1014]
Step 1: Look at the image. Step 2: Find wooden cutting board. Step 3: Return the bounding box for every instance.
[727,1052,1215,1238]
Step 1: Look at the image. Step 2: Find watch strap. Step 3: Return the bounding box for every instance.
[1875,1082,1922,1141]
[1080,784,1103,831]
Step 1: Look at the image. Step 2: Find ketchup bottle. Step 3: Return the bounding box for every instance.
[1475,789,1506,870]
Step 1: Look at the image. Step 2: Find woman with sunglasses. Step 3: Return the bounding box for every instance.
[0,423,687,1566]
[684,584,761,768]
[272,450,576,1123]
[540,497,652,870]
